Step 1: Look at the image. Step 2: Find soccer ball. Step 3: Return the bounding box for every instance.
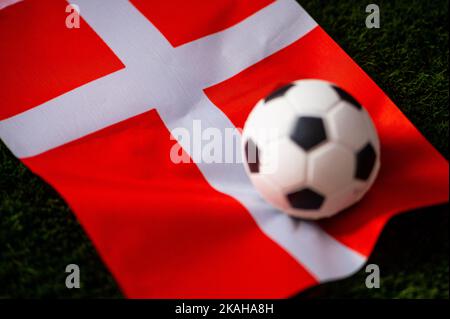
[242,79,380,220]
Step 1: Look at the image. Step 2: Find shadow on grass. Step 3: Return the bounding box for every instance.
[296,204,449,298]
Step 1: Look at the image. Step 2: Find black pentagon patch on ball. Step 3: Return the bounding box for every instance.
[265,83,295,103]
[287,188,325,210]
[332,85,362,110]
[244,138,260,173]
[290,116,327,151]
[355,143,377,180]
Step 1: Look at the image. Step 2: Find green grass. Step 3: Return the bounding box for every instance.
[0,0,448,298]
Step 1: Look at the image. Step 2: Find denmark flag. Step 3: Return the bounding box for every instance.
[0,0,448,298]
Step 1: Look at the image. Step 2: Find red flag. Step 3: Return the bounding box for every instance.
[0,0,448,298]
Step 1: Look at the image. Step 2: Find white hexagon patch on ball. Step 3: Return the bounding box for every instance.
[242,79,381,220]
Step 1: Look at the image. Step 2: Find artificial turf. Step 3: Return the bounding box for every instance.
[0,0,448,298]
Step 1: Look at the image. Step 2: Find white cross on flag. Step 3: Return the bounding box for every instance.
[0,0,448,297]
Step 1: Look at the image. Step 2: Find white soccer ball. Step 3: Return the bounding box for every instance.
[242,79,380,220]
